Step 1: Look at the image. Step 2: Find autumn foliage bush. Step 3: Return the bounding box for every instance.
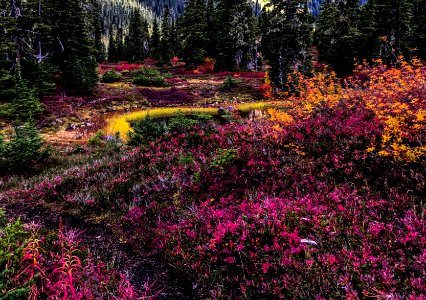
[3,61,426,298]
[0,209,154,299]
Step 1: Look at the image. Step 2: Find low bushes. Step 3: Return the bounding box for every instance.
[132,67,169,87]
[3,62,426,298]
[101,70,122,83]
[127,113,213,145]
[0,209,151,300]
[220,76,240,91]
[0,123,50,173]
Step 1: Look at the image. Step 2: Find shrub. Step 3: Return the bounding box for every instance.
[127,116,167,145]
[101,70,122,83]
[0,209,153,299]
[7,80,43,121]
[0,122,51,173]
[132,75,168,87]
[128,113,213,145]
[0,70,16,102]
[131,67,170,87]
[220,76,239,91]
[131,67,161,77]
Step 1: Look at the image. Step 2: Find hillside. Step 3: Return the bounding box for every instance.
[1,0,425,298]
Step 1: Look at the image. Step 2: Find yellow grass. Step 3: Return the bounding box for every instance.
[105,101,285,140]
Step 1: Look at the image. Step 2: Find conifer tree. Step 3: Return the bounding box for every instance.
[126,9,149,62]
[412,0,426,59]
[150,18,161,59]
[116,28,125,61]
[47,0,98,95]
[259,7,271,59]
[214,0,259,70]
[108,31,118,62]
[0,121,50,172]
[265,0,313,90]
[86,0,104,62]
[315,0,362,76]
[206,0,216,57]
[8,79,43,121]
[171,19,179,56]
[178,0,208,67]
[372,0,414,62]
[160,6,173,62]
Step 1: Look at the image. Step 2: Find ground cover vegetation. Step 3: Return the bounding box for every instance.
[1,0,426,298]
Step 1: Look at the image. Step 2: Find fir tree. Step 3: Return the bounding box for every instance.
[171,19,179,56]
[265,0,313,90]
[86,0,104,62]
[8,79,43,121]
[108,30,118,63]
[178,0,208,67]
[315,0,362,76]
[0,121,50,172]
[116,28,125,61]
[206,0,216,57]
[412,0,426,59]
[126,9,149,63]
[214,0,259,70]
[160,6,173,62]
[47,0,98,95]
[373,0,414,62]
[150,18,161,60]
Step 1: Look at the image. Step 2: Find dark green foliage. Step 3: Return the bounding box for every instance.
[0,209,31,300]
[160,6,174,62]
[101,70,122,83]
[108,32,118,63]
[315,0,424,74]
[131,67,168,86]
[7,80,43,121]
[150,19,161,60]
[265,0,313,90]
[178,0,208,67]
[48,0,99,95]
[220,76,239,91]
[128,113,212,145]
[87,0,105,63]
[412,0,426,58]
[21,61,56,97]
[373,0,414,62]
[126,10,150,63]
[128,116,167,145]
[167,113,208,132]
[205,0,216,57]
[0,122,50,173]
[132,75,168,87]
[214,0,260,70]
[116,28,125,62]
[132,67,161,77]
[0,70,15,102]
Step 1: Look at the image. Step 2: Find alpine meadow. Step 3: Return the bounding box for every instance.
[0,0,425,299]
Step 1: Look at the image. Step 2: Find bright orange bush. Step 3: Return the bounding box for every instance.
[270,60,426,162]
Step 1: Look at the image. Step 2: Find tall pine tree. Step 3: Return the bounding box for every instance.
[160,6,174,62]
[150,18,161,60]
[48,0,98,95]
[126,9,149,63]
[214,0,259,70]
[178,0,208,68]
[315,0,363,76]
[265,0,313,90]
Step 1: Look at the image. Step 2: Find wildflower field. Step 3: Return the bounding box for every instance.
[1,62,426,299]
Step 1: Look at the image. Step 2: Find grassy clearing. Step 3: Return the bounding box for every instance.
[105,101,285,139]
